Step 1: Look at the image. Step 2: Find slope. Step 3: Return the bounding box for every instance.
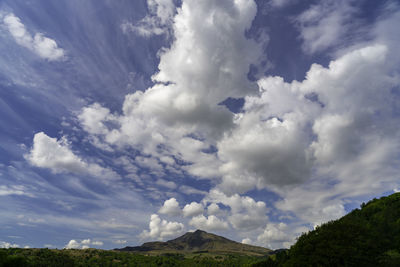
[261,192,400,266]
[117,229,272,256]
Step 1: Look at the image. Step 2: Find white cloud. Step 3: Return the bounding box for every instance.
[276,186,347,227]
[182,202,204,217]
[241,238,252,245]
[80,0,263,182]
[205,189,268,231]
[2,13,65,61]
[65,239,80,249]
[78,103,114,135]
[26,132,118,180]
[295,0,359,54]
[27,132,85,173]
[91,240,104,246]
[81,239,91,245]
[158,198,181,216]
[179,185,207,196]
[0,241,19,248]
[189,215,229,232]
[74,0,400,239]
[212,33,400,224]
[0,185,33,197]
[156,179,177,189]
[135,156,164,174]
[207,203,221,216]
[140,214,184,240]
[218,106,312,190]
[257,223,293,249]
[65,239,103,249]
[121,0,175,37]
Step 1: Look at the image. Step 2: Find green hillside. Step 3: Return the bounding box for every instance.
[260,192,400,266]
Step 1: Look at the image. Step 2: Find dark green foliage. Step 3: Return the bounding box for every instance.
[252,193,400,266]
[0,248,265,266]
[270,192,400,266]
[0,249,29,267]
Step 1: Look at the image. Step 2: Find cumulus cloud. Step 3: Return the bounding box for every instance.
[158,198,181,216]
[121,0,175,37]
[211,26,399,225]
[207,203,221,216]
[276,185,347,227]
[0,241,19,248]
[26,132,118,180]
[75,0,400,238]
[65,240,80,249]
[2,13,65,60]
[140,214,184,240]
[241,238,252,245]
[262,43,399,226]
[78,103,114,135]
[257,223,293,249]
[189,215,229,231]
[205,189,268,231]
[182,202,204,217]
[65,239,103,249]
[79,0,263,181]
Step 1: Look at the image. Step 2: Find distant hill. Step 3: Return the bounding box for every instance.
[116,229,272,256]
[261,192,400,266]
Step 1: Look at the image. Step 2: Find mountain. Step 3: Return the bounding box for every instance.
[261,192,400,266]
[116,229,272,256]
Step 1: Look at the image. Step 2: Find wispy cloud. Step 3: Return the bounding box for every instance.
[0,185,33,197]
[295,0,360,54]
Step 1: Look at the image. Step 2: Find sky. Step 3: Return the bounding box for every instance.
[0,0,400,250]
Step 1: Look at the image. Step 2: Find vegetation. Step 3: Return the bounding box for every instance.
[254,192,400,266]
[0,248,268,266]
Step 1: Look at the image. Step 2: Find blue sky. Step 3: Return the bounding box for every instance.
[1,0,400,250]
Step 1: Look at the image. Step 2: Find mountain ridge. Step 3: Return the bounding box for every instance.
[116,229,272,256]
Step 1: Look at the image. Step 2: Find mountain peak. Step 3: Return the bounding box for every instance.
[116,230,272,256]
